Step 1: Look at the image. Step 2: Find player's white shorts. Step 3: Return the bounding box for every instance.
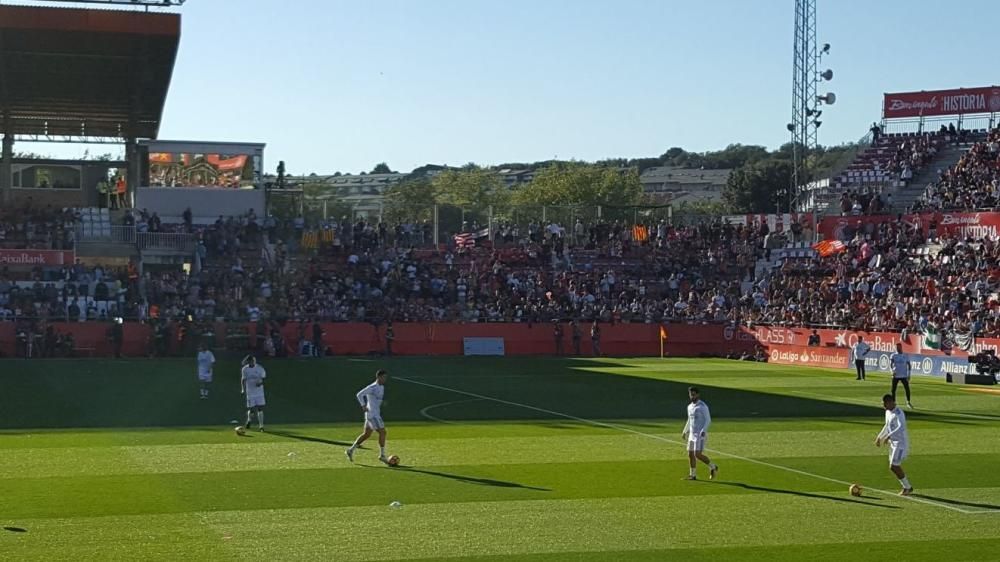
[365,414,385,431]
[687,432,707,452]
[198,373,212,383]
[246,393,266,408]
[889,442,908,466]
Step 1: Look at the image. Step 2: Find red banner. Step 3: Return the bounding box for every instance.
[883,86,1000,119]
[0,249,75,266]
[767,344,851,369]
[2,321,997,360]
[818,212,1000,241]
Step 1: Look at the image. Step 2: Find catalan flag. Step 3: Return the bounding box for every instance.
[812,239,846,257]
[632,224,649,242]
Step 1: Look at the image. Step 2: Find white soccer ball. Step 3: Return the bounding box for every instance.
[234,426,246,436]
[389,501,402,509]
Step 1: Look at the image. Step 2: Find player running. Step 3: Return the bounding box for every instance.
[682,386,719,480]
[196,344,216,399]
[875,393,914,496]
[889,343,913,408]
[346,369,390,464]
[240,355,267,431]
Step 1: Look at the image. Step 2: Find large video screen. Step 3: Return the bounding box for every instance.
[148,152,256,189]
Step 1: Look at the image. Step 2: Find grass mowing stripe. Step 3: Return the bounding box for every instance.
[788,390,1000,421]
[397,375,987,514]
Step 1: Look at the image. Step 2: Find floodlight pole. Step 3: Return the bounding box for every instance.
[790,0,818,211]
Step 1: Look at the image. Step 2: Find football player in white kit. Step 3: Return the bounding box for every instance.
[196,344,216,399]
[346,369,390,464]
[240,355,267,431]
[875,393,913,495]
[682,386,719,480]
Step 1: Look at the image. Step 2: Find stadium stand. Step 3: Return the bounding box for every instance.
[912,127,1000,211]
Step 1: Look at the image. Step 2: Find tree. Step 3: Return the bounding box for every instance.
[371,162,393,174]
[382,179,436,223]
[512,163,642,207]
[723,158,793,213]
[432,168,505,211]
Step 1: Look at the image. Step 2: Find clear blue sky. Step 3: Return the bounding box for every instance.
[15,0,1000,173]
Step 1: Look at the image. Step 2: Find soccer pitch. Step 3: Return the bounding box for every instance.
[1,357,999,561]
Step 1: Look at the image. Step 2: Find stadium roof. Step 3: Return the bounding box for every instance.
[0,5,180,141]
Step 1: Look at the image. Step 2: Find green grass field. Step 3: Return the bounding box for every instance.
[1,357,999,561]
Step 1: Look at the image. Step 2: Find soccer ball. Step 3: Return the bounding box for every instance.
[849,483,863,497]
[235,426,246,436]
[387,455,400,467]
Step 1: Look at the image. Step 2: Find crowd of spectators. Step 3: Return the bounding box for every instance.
[743,219,1000,337]
[838,189,892,216]
[2,197,999,348]
[913,127,1000,211]
[0,202,77,250]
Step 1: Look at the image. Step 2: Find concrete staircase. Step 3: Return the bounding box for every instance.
[888,144,969,212]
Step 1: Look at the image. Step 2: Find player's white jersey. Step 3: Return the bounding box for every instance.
[877,407,908,447]
[197,350,216,378]
[684,400,711,437]
[242,364,266,395]
[356,382,385,418]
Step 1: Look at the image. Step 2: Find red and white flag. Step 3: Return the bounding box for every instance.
[812,240,846,257]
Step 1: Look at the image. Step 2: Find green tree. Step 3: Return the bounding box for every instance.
[432,168,504,211]
[723,158,793,213]
[371,162,393,174]
[382,179,436,224]
[512,163,642,207]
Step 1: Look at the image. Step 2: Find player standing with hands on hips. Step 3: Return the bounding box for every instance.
[682,387,719,481]
[890,343,913,408]
[346,369,391,464]
[875,393,914,496]
[241,355,267,431]
[853,336,871,380]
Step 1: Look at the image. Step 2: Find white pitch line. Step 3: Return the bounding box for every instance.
[397,376,989,515]
[419,398,484,424]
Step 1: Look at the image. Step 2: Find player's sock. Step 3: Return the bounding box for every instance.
[689,467,696,477]
[380,446,386,457]
[257,411,264,428]
[899,477,911,489]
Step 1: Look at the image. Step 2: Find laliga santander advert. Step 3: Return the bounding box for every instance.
[767,345,851,368]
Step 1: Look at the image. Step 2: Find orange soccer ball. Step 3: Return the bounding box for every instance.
[387,455,400,467]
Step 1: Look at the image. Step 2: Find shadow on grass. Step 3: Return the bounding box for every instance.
[915,494,1000,511]
[362,464,551,492]
[3,526,28,533]
[712,481,900,509]
[268,429,353,447]
[0,357,902,429]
